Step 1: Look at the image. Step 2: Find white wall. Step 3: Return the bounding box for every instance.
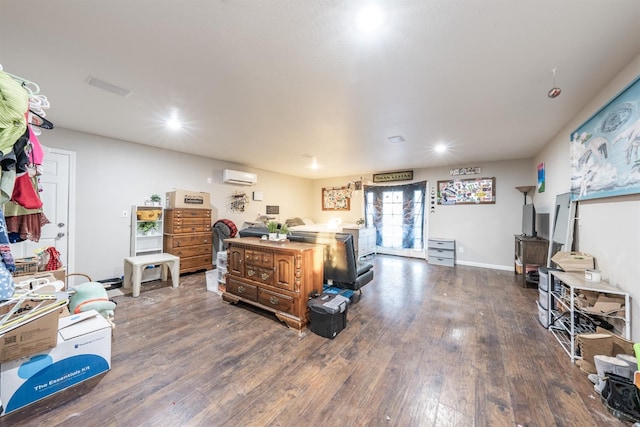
[534,53,640,340]
[44,128,314,281]
[313,158,533,269]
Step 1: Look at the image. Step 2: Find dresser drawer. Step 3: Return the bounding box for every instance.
[227,277,258,301]
[179,254,212,271]
[169,244,212,258]
[165,233,212,248]
[245,250,273,268]
[169,223,211,234]
[258,288,293,315]
[245,266,273,285]
[171,209,211,219]
[427,248,454,259]
[429,256,455,267]
[428,239,455,250]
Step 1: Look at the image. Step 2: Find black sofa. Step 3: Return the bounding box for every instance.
[238,227,374,299]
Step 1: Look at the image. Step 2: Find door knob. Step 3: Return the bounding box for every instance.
[57,232,65,238]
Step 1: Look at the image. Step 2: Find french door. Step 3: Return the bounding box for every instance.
[364,181,427,258]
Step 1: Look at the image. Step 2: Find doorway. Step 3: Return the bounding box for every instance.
[9,148,75,274]
[364,181,427,258]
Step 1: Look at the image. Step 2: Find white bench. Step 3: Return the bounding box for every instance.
[123,253,180,297]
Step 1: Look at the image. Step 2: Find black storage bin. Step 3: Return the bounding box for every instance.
[307,293,349,339]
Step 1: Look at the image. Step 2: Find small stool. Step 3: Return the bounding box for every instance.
[123,253,180,297]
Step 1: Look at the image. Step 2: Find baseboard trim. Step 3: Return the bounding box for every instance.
[455,260,514,271]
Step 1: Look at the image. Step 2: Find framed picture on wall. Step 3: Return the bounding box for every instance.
[437,177,496,205]
[322,187,350,211]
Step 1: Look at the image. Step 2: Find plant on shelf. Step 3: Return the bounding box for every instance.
[138,221,158,235]
[150,194,162,207]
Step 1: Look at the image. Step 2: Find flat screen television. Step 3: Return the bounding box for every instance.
[522,204,536,237]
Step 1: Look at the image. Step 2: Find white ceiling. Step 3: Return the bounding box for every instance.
[1,0,640,179]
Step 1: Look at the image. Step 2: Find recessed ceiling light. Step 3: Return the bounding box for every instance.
[356,5,385,33]
[435,143,448,153]
[387,135,405,144]
[166,109,183,130]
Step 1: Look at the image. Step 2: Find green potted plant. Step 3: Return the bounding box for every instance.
[267,221,279,241]
[138,221,158,235]
[278,224,289,240]
[150,194,162,207]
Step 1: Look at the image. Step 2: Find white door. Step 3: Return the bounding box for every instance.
[9,149,73,272]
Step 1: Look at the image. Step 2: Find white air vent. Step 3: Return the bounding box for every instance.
[86,76,132,97]
[223,169,257,186]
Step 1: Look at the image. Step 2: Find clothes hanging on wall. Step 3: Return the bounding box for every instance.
[0,66,52,243]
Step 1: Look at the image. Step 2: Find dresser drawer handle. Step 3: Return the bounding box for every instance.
[261,272,269,280]
[247,269,255,277]
[269,296,279,305]
[237,286,246,294]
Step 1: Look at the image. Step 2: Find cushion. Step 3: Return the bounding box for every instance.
[285,217,305,227]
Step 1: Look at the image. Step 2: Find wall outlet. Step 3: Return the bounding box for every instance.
[458,247,464,253]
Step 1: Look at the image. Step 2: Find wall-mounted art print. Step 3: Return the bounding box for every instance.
[437,177,495,205]
[322,187,350,211]
[571,75,640,201]
[537,162,545,193]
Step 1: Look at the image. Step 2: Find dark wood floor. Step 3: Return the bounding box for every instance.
[1,255,627,426]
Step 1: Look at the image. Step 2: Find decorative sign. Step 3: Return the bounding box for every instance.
[373,170,413,183]
[266,205,279,215]
[449,167,481,176]
[322,187,350,211]
[437,177,496,205]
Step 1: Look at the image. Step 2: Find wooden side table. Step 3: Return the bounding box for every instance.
[514,235,548,287]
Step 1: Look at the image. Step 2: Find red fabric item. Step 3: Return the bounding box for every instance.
[11,173,43,209]
[46,247,62,270]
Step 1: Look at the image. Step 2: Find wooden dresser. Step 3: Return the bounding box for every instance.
[163,208,213,274]
[223,237,324,330]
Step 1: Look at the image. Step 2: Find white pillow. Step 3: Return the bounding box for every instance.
[302,218,315,225]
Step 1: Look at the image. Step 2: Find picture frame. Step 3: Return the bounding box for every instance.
[570,75,640,201]
[437,177,496,205]
[322,187,350,211]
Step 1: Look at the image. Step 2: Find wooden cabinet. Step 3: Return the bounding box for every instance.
[343,227,376,258]
[223,237,324,330]
[514,235,548,287]
[163,208,213,274]
[428,238,456,267]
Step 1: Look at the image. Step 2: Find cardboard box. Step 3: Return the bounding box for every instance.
[0,310,112,416]
[551,251,595,272]
[0,298,68,363]
[166,189,210,209]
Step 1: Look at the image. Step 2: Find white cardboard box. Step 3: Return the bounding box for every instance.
[0,310,112,415]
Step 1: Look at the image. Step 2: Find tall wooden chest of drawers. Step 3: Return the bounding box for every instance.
[163,208,213,274]
[223,237,324,330]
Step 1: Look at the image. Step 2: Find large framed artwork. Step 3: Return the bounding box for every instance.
[437,177,496,205]
[322,187,350,211]
[571,75,640,201]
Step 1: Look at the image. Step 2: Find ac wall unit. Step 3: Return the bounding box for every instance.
[222,169,258,186]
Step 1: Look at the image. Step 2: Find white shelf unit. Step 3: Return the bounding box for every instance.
[130,205,164,282]
[548,270,630,363]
